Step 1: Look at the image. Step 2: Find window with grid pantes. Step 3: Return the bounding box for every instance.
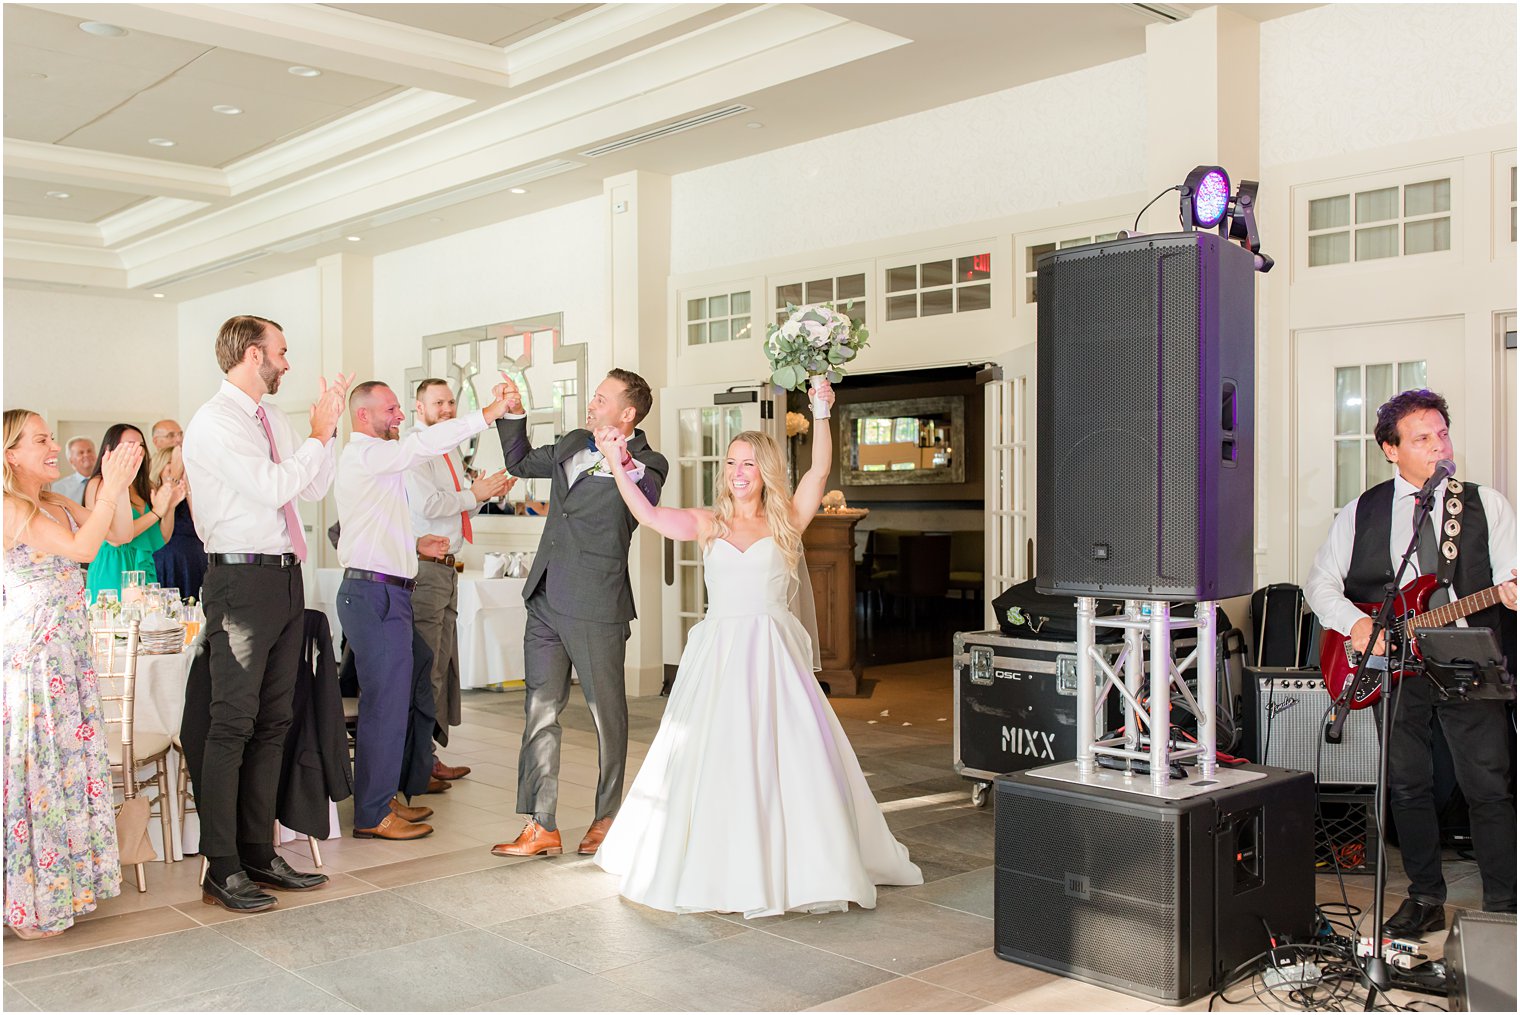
[774,273,866,326]
[1308,178,1452,267]
[1023,233,1118,302]
[685,291,752,346]
[884,254,990,321]
[1332,360,1427,508]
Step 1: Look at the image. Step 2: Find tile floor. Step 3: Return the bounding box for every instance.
[2,659,1477,1011]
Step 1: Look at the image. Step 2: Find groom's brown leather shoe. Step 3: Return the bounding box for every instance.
[491,820,562,857]
[578,817,613,855]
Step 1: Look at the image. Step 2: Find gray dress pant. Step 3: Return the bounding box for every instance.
[411,560,460,741]
[519,587,630,821]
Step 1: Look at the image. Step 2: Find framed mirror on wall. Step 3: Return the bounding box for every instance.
[405,311,587,512]
[837,395,966,486]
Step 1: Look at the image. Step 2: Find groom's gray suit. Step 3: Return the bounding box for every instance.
[497,417,667,821]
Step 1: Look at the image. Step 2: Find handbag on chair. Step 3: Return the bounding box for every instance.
[114,795,158,865]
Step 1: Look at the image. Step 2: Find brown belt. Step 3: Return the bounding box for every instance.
[419,553,464,573]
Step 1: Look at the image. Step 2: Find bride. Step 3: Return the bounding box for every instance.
[590,378,922,918]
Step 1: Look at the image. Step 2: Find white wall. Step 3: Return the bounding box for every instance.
[2,288,179,440]
[670,56,1147,276]
[1260,4,1517,167]
[372,197,610,386]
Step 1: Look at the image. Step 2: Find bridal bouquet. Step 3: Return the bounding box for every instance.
[764,302,869,392]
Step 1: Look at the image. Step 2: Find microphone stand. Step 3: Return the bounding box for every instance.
[1348,484,1437,1011]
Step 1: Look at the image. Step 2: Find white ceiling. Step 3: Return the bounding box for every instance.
[2,3,1317,301]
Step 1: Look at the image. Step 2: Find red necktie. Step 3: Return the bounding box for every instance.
[442,454,472,543]
[254,405,307,561]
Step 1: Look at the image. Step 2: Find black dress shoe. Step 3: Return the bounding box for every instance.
[244,856,329,892]
[1382,898,1445,938]
[203,871,278,912]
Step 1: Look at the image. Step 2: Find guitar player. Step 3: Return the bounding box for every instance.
[1305,388,1517,938]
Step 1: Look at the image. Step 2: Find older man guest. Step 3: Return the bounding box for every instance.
[151,420,183,451]
[336,378,515,840]
[406,379,513,783]
[51,436,96,503]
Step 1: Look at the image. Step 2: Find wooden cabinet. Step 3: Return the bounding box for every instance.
[801,509,867,696]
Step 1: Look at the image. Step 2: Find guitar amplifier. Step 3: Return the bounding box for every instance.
[1242,667,1377,786]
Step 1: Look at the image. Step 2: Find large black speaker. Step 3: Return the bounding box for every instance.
[994,765,1314,1006]
[1036,232,1255,601]
[1447,910,1517,1012]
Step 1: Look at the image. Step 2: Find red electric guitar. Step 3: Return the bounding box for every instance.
[1320,574,1509,710]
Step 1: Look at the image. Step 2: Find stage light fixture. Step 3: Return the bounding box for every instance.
[1182,165,1231,230]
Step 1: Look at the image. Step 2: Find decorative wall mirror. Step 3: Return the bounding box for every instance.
[405,312,587,508]
[838,395,965,486]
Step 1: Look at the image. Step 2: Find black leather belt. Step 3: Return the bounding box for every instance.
[418,553,464,573]
[343,567,416,590]
[209,553,299,567]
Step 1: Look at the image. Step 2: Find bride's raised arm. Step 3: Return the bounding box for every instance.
[790,378,835,528]
[595,427,710,542]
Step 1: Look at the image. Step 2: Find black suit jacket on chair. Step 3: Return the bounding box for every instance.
[497,418,667,624]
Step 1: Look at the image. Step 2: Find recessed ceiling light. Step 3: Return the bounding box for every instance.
[509,188,528,195]
[27,72,48,80]
[345,235,362,242]
[45,191,70,199]
[148,137,176,147]
[79,22,127,38]
[151,293,166,299]
[211,104,243,115]
[288,66,322,78]
[746,121,764,129]
[427,216,443,223]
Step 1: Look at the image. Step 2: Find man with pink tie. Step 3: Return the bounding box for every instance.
[182,315,351,912]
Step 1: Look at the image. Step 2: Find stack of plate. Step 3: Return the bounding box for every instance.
[138,625,186,655]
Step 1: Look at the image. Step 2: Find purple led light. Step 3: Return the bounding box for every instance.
[1194,171,1230,226]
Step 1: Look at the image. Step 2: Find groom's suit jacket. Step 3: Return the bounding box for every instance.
[497,417,667,623]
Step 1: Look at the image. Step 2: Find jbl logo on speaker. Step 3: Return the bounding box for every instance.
[1064,873,1092,900]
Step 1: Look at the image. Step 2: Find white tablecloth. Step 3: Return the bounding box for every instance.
[316,568,529,688]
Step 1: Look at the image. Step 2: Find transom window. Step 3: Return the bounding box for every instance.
[686,290,752,346]
[884,253,990,321]
[1308,178,1452,267]
[774,273,866,325]
[1024,233,1118,302]
[1333,359,1427,508]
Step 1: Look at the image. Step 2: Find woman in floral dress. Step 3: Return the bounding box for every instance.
[3,409,140,939]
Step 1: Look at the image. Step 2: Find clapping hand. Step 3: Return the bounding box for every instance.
[149,478,176,518]
[98,444,143,498]
[310,373,351,440]
[470,469,512,501]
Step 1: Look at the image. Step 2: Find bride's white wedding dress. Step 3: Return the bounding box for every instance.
[595,535,923,918]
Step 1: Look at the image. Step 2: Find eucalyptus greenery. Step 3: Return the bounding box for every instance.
[764,302,870,391]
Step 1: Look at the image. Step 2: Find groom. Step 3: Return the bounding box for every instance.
[490,368,667,857]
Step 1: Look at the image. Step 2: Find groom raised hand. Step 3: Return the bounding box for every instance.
[490,368,667,858]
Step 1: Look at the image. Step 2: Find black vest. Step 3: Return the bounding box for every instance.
[1344,480,1507,640]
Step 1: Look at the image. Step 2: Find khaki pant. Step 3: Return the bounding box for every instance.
[411,559,460,745]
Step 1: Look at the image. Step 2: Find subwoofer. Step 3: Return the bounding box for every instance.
[994,765,1314,1006]
[1447,910,1518,1012]
[1036,232,1255,601]
[1241,667,1378,787]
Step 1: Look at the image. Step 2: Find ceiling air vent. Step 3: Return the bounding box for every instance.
[579,104,753,158]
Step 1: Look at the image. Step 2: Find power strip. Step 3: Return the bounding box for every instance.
[1262,960,1321,989]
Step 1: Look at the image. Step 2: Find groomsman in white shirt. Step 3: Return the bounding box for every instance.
[51,436,95,503]
[182,315,351,912]
[405,379,514,783]
[336,378,515,840]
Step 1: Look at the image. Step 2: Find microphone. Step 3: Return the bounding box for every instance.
[1416,459,1456,505]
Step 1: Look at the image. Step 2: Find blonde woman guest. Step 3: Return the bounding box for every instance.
[149,447,206,598]
[3,409,140,939]
[82,424,179,603]
[591,379,923,917]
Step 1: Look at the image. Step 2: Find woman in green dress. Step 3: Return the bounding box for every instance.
[80,424,181,604]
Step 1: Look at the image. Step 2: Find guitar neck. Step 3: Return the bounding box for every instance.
[1408,585,1504,630]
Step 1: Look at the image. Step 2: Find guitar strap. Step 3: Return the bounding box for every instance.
[1435,476,1464,589]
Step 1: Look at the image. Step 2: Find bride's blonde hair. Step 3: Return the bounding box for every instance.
[700,430,802,570]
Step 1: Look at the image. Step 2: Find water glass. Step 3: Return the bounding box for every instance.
[121,571,147,605]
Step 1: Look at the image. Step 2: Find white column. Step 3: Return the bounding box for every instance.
[310,252,373,573]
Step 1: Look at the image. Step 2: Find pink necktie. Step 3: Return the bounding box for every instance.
[255,405,308,561]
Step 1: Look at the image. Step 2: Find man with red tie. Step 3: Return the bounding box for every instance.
[406,378,514,782]
[182,315,351,912]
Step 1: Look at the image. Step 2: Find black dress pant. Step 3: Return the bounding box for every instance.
[196,562,306,860]
[1383,674,1517,911]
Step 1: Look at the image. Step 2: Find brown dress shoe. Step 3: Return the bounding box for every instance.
[390,797,433,823]
[490,820,562,857]
[421,777,451,794]
[578,817,613,855]
[353,812,433,840]
[432,759,471,780]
